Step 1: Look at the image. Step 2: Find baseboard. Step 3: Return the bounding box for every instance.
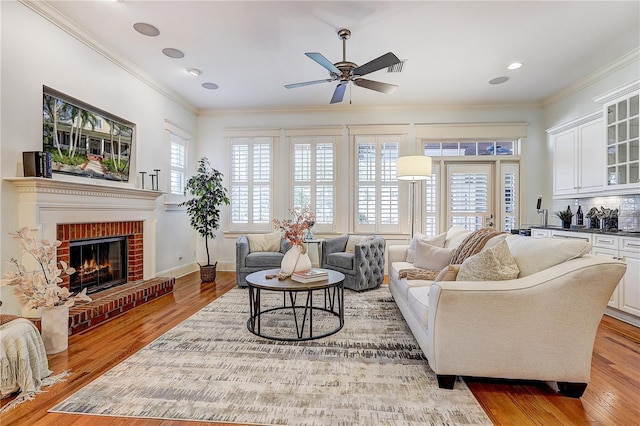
[157,262,199,278]
[605,307,640,328]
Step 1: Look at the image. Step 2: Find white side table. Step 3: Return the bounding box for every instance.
[304,239,324,267]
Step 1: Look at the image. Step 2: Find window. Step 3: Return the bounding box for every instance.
[501,163,519,232]
[169,133,186,195]
[230,137,273,230]
[291,136,336,228]
[354,135,400,233]
[422,164,440,237]
[423,140,515,156]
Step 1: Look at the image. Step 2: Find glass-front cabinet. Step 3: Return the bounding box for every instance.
[597,81,640,190]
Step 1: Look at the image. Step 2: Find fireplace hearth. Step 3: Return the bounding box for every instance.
[69,236,127,294]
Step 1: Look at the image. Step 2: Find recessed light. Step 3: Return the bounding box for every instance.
[162,48,184,59]
[489,76,509,85]
[133,22,159,37]
[202,83,219,90]
[187,68,201,77]
[507,62,524,70]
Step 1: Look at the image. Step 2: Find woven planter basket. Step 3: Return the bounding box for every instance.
[199,262,217,282]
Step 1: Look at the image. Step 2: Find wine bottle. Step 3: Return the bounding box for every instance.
[576,206,584,226]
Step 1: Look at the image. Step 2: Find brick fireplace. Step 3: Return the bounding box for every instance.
[5,178,171,333]
[56,221,144,292]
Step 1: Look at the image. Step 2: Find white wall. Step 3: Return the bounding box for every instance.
[0,2,198,314]
[198,105,547,270]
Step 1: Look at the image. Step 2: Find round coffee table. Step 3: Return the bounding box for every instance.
[245,268,345,341]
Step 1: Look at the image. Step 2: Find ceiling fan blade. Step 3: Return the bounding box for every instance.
[330,82,347,104]
[353,52,401,77]
[284,79,334,89]
[305,52,341,75]
[353,78,398,94]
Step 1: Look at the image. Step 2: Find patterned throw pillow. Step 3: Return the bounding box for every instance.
[456,240,519,281]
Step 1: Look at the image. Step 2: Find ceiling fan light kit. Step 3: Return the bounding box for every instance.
[285,28,402,104]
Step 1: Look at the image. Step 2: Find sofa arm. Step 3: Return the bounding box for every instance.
[236,236,250,268]
[388,244,409,265]
[425,255,626,382]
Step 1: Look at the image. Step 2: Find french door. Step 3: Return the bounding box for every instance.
[446,163,495,231]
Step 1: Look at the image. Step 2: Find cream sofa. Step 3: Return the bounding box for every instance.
[388,229,627,397]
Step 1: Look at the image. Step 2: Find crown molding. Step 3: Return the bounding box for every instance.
[198,101,542,117]
[542,48,640,108]
[546,109,603,135]
[593,79,640,105]
[20,0,198,115]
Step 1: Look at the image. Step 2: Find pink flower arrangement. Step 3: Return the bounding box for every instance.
[273,207,316,250]
[2,227,92,308]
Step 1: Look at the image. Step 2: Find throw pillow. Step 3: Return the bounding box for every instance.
[406,231,446,262]
[345,235,375,253]
[413,239,456,271]
[456,240,519,281]
[444,226,472,248]
[506,234,591,277]
[434,264,461,282]
[247,231,281,253]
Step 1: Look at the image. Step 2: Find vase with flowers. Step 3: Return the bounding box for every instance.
[273,207,316,277]
[555,208,574,229]
[2,227,92,353]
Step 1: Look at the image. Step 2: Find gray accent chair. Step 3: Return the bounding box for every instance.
[236,236,290,287]
[321,235,386,291]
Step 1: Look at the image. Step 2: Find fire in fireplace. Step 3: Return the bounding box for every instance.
[69,236,127,294]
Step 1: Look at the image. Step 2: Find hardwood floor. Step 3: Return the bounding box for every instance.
[2,271,639,425]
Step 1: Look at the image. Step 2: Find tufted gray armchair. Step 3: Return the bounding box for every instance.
[321,235,386,291]
[236,236,290,287]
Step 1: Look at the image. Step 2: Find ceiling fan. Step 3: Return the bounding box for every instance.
[284,28,402,104]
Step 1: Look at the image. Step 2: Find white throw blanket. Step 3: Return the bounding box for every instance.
[0,318,69,412]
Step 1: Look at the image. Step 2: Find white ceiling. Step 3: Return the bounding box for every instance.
[39,1,639,112]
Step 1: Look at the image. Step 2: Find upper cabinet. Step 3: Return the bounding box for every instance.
[549,80,640,199]
[548,111,605,197]
[595,82,640,189]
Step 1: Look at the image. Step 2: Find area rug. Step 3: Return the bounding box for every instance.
[50,286,492,425]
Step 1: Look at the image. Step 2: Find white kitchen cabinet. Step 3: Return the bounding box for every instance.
[530,228,552,238]
[548,112,605,198]
[594,80,640,193]
[591,234,640,323]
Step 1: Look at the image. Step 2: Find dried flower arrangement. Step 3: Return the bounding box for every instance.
[272,207,316,251]
[2,227,92,308]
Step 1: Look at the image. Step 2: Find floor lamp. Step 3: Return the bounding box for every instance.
[397,155,432,238]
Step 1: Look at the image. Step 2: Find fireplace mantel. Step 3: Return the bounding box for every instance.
[5,177,162,282]
[4,177,162,200]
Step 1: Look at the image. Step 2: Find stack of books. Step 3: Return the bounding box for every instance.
[291,268,329,283]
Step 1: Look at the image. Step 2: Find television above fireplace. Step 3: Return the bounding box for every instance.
[42,86,135,182]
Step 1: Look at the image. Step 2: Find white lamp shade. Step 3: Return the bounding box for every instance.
[396,155,432,181]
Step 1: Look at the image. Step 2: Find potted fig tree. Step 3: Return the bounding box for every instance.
[180,157,230,282]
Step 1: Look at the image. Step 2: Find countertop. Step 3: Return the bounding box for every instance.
[526,225,640,238]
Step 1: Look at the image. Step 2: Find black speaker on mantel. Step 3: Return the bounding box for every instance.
[23,151,52,178]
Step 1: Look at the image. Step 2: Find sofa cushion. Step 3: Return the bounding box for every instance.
[413,240,456,270]
[247,231,281,253]
[506,235,591,277]
[407,286,430,327]
[326,252,354,269]
[457,240,519,281]
[406,232,446,263]
[245,251,285,268]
